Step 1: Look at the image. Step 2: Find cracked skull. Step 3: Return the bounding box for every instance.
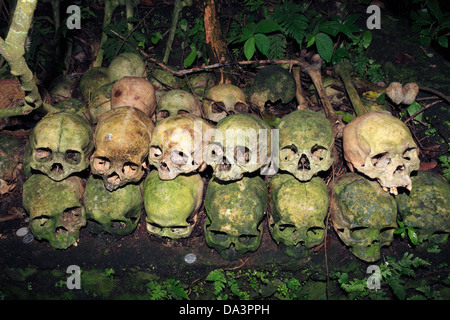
[90,106,154,191]
[202,84,248,122]
[206,114,272,181]
[276,109,334,181]
[22,174,86,249]
[269,173,329,258]
[23,111,94,181]
[343,111,420,195]
[331,172,398,262]
[204,176,268,260]
[143,170,204,239]
[148,114,214,180]
[83,175,143,236]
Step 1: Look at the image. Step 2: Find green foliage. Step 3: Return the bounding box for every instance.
[410,0,450,48]
[146,279,189,300]
[176,16,206,67]
[24,21,54,70]
[438,143,450,181]
[395,220,419,246]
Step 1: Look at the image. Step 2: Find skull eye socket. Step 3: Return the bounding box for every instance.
[238,234,257,245]
[65,150,81,164]
[311,145,327,161]
[62,207,82,223]
[280,145,297,161]
[149,146,163,159]
[177,109,189,115]
[278,224,296,233]
[209,230,229,243]
[207,142,223,161]
[402,147,417,161]
[234,103,248,113]
[122,162,139,177]
[35,148,53,162]
[31,215,51,227]
[234,146,250,164]
[371,152,391,168]
[350,226,368,240]
[93,156,111,173]
[307,227,324,239]
[157,110,170,120]
[171,150,189,165]
[212,102,226,113]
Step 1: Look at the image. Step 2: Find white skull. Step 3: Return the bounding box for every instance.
[343,111,420,195]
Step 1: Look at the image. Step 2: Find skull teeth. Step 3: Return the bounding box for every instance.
[406,183,413,191]
[389,186,398,196]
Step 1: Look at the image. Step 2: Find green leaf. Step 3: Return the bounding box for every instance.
[255,19,281,34]
[407,227,419,245]
[244,36,256,60]
[306,34,315,48]
[361,31,372,49]
[407,101,423,122]
[428,0,442,22]
[315,32,334,62]
[319,21,347,37]
[184,47,197,68]
[438,36,448,48]
[254,33,270,57]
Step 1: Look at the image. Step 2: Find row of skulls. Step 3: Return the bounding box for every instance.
[20,66,449,261]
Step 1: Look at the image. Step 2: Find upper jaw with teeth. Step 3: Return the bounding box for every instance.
[382,183,413,195]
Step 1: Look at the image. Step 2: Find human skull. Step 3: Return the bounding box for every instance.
[343,111,420,195]
[22,174,86,249]
[155,89,202,122]
[83,175,143,236]
[79,67,110,101]
[204,176,268,260]
[90,106,154,191]
[331,172,398,262]
[148,114,214,180]
[206,114,272,181]
[276,109,334,181]
[143,170,204,239]
[88,82,115,124]
[108,52,146,82]
[110,76,157,117]
[268,173,329,258]
[396,171,450,246]
[23,111,94,181]
[202,84,248,122]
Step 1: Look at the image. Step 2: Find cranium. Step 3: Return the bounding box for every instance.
[22,174,86,249]
[396,171,450,246]
[148,114,214,180]
[88,82,115,124]
[204,176,268,260]
[155,89,202,122]
[202,84,248,122]
[276,109,334,181]
[83,175,143,236]
[90,106,154,191]
[331,172,398,262]
[23,111,94,181]
[143,170,204,239]
[79,67,110,101]
[206,114,272,181]
[108,52,146,82]
[268,173,329,258]
[343,111,420,195]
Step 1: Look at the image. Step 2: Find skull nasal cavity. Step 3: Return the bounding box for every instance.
[51,163,64,174]
[394,165,405,175]
[297,155,310,170]
[219,157,231,171]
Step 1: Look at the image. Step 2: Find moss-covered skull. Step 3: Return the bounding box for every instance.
[331,172,398,262]
[155,89,202,122]
[23,111,94,181]
[79,67,110,101]
[90,106,154,191]
[148,114,214,180]
[83,175,143,236]
[204,176,268,260]
[110,76,157,117]
[88,82,115,124]
[269,174,328,258]
[108,52,146,82]
[202,84,248,122]
[206,114,272,181]
[396,171,450,246]
[22,174,86,249]
[143,170,204,239]
[276,110,334,181]
[343,111,420,195]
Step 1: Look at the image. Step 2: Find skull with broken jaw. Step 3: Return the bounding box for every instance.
[206,114,272,181]
[204,176,268,260]
[148,114,214,180]
[143,170,204,239]
[202,84,248,123]
[22,174,86,249]
[90,106,154,191]
[343,111,420,195]
[83,175,143,236]
[268,173,329,258]
[23,111,94,181]
[331,172,398,262]
[276,110,334,182]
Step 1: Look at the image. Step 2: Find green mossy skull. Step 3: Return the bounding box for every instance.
[88,82,115,124]
[202,84,248,122]
[22,174,86,249]
[79,67,110,101]
[331,172,398,262]
[155,89,202,122]
[90,106,154,191]
[206,114,272,181]
[396,171,450,245]
[269,174,328,258]
[204,176,268,260]
[148,114,214,180]
[343,111,420,194]
[108,52,146,82]
[143,170,204,239]
[83,175,143,236]
[276,110,334,181]
[23,111,94,181]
